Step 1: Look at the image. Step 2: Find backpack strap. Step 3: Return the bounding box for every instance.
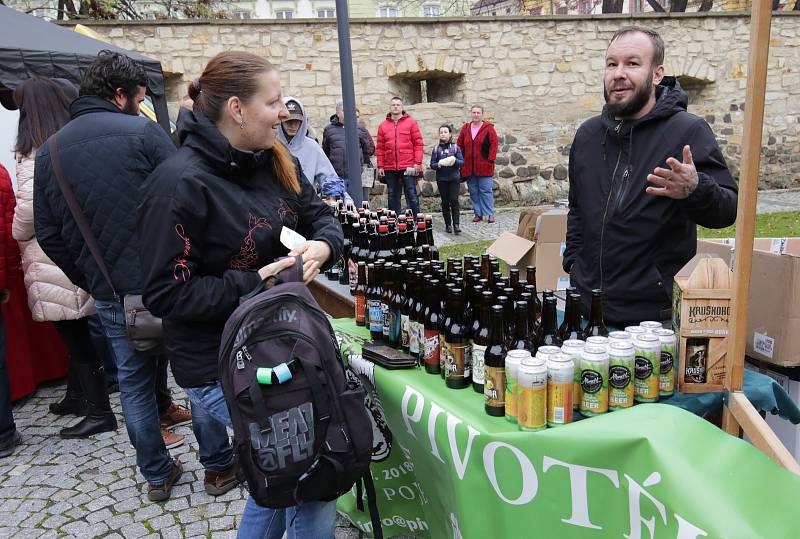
[362,473,384,539]
[275,255,305,285]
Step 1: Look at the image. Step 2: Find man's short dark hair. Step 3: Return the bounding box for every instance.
[80,50,148,100]
[390,96,402,102]
[609,26,665,67]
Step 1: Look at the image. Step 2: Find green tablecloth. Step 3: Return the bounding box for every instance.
[333,318,800,539]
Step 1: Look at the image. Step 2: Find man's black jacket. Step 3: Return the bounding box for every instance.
[34,96,176,299]
[322,115,372,178]
[564,78,737,327]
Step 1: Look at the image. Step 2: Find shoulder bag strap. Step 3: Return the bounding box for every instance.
[49,133,119,300]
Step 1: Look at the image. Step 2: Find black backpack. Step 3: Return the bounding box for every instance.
[219,257,382,536]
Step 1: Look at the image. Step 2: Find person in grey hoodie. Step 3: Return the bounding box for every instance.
[276,96,336,191]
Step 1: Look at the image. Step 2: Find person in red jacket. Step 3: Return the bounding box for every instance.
[457,105,499,223]
[0,164,20,458]
[376,97,424,216]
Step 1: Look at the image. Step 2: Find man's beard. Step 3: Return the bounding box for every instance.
[604,77,653,119]
[122,98,139,116]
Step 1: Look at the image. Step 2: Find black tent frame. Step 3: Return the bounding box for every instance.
[0,5,170,133]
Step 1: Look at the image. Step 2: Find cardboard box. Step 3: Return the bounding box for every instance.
[745,359,800,463]
[516,206,555,241]
[696,237,800,367]
[487,231,536,271]
[533,210,570,292]
[672,254,732,393]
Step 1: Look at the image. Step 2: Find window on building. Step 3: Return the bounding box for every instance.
[378,6,399,17]
[422,4,441,16]
[389,72,465,106]
[232,11,252,19]
[317,8,336,17]
[276,10,294,19]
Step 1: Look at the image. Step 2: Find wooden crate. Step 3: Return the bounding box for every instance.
[672,254,732,393]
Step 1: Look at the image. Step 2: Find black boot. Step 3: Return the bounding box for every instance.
[49,366,87,416]
[60,364,117,439]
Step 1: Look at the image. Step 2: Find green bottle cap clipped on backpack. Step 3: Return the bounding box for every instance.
[256,367,273,385]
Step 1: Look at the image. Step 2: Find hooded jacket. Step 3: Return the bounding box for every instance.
[322,114,372,178]
[276,96,336,190]
[429,141,465,182]
[34,96,176,300]
[457,120,499,178]
[139,109,343,388]
[564,78,737,327]
[376,112,424,171]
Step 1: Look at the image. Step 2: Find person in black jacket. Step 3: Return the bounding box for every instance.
[322,101,372,196]
[33,51,192,499]
[564,27,737,327]
[429,124,465,234]
[139,51,342,537]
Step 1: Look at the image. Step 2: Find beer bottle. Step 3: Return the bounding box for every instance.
[526,266,543,322]
[484,305,507,417]
[376,224,392,262]
[369,262,385,342]
[339,211,352,286]
[490,258,500,276]
[561,293,584,342]
[480,253,491,280]
[444,288,472,389]
[423,279,443,374]
[421,244,432,262]
[348,222,362,295]
[472,289,493,394]
[538,296,562,348]
[583,289,609,339]
[411,270,426,364]
[447,257,458,275]
[497,295,514,346]
[414,221,427,261]
[558,291,572,338]
[508,268,520,295]
[382,264,397,345]
[400,265,414,353]
[510,300,534,352]
[490,271,503,290]
[425,219,440,261]
[354,261,367,326]
[439,281,451,379]
[684,338,708,383]
[362,199,371,211]
[518,292,538,354]
[463,255,475,275]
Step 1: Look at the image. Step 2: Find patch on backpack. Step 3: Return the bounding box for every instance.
[249,402,315,471]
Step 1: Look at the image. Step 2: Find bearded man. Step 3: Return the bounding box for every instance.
[563,26,737,327]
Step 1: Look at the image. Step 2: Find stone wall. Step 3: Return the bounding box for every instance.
[77,14,800,203]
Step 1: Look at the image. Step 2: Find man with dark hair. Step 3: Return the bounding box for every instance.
[377,96,423,216]
[33,51,203,502]
[564,26,737,327]
[322,100,372,199]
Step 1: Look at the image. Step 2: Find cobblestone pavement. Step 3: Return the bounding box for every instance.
[0,381,365,539]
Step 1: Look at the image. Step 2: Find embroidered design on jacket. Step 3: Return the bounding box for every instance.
[277,199,298,228]
[230,215,272,270]
[173,224,191,282]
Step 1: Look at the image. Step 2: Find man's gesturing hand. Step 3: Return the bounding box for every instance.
[646,145,699,200]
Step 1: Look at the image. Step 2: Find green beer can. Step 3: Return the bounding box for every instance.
[634,333,661,403]
[608,340,635,410]
[579,345,609,416]
[654,328,677,397]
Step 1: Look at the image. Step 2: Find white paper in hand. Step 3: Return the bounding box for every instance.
[280,226,307,251]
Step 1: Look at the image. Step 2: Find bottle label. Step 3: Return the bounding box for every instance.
[444,342,472,381]
[348,260,358,290]
[505,367,518,420]
[518,385,547,430]
[484,365,506,409]
[400,314,410,348]
[387,309,402,344]
[368,299,383,333]
[546,381,573,425]
[634,353,659,401]
[580,369,609,413]
[409,321,420,354]
[355,293,366,325]
[381,302,391,336]
[423,328,440,367]
[440,335,448,373]
[471,343,486,385]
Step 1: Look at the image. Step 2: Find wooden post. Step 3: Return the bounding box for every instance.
[721,0,773,436]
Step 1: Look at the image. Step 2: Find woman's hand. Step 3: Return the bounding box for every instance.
[258,257,296,280]
[288,240,332,284]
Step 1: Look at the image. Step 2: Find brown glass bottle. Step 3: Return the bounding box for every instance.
[423,279,442,374]
[369,262,385,342]
[410,270,425,363]
[518,292,538,355]
[381,263,394,342]
[480,254,491,280]
[508,268,520,295]
[354,261,367,326]
[526,266,542,323]
[484,305,507,417]
[583,289,609,339]
[537,296,562,348]
[560,293,584,342]
[472,289,493,393]
[444,288,472,389]
[497,295,514,347]
[510,300,534,352]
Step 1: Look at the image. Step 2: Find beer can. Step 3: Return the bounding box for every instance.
[586,336,609,350]
[625,326,647,338]
[653,328,677,397]
[536,345,562,363]
[561,340,585,411]
[547,353,574,426]
[504,350,529,424]
[518,356,548,432]
[639,321,664,333]
[608,331,632,343]
[634,333,661,402]
[608,341,635,410]
[579,345,609,416]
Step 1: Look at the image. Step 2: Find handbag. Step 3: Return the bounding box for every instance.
[361,164,375,188]
[49,133,163,354]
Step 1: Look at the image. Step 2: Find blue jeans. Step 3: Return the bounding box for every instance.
[385,170,420,216]
[466,175,494,217]
[0,311,14,445]
[183,383,234,472]
[94,299,173,485]
[187,383,337,538]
